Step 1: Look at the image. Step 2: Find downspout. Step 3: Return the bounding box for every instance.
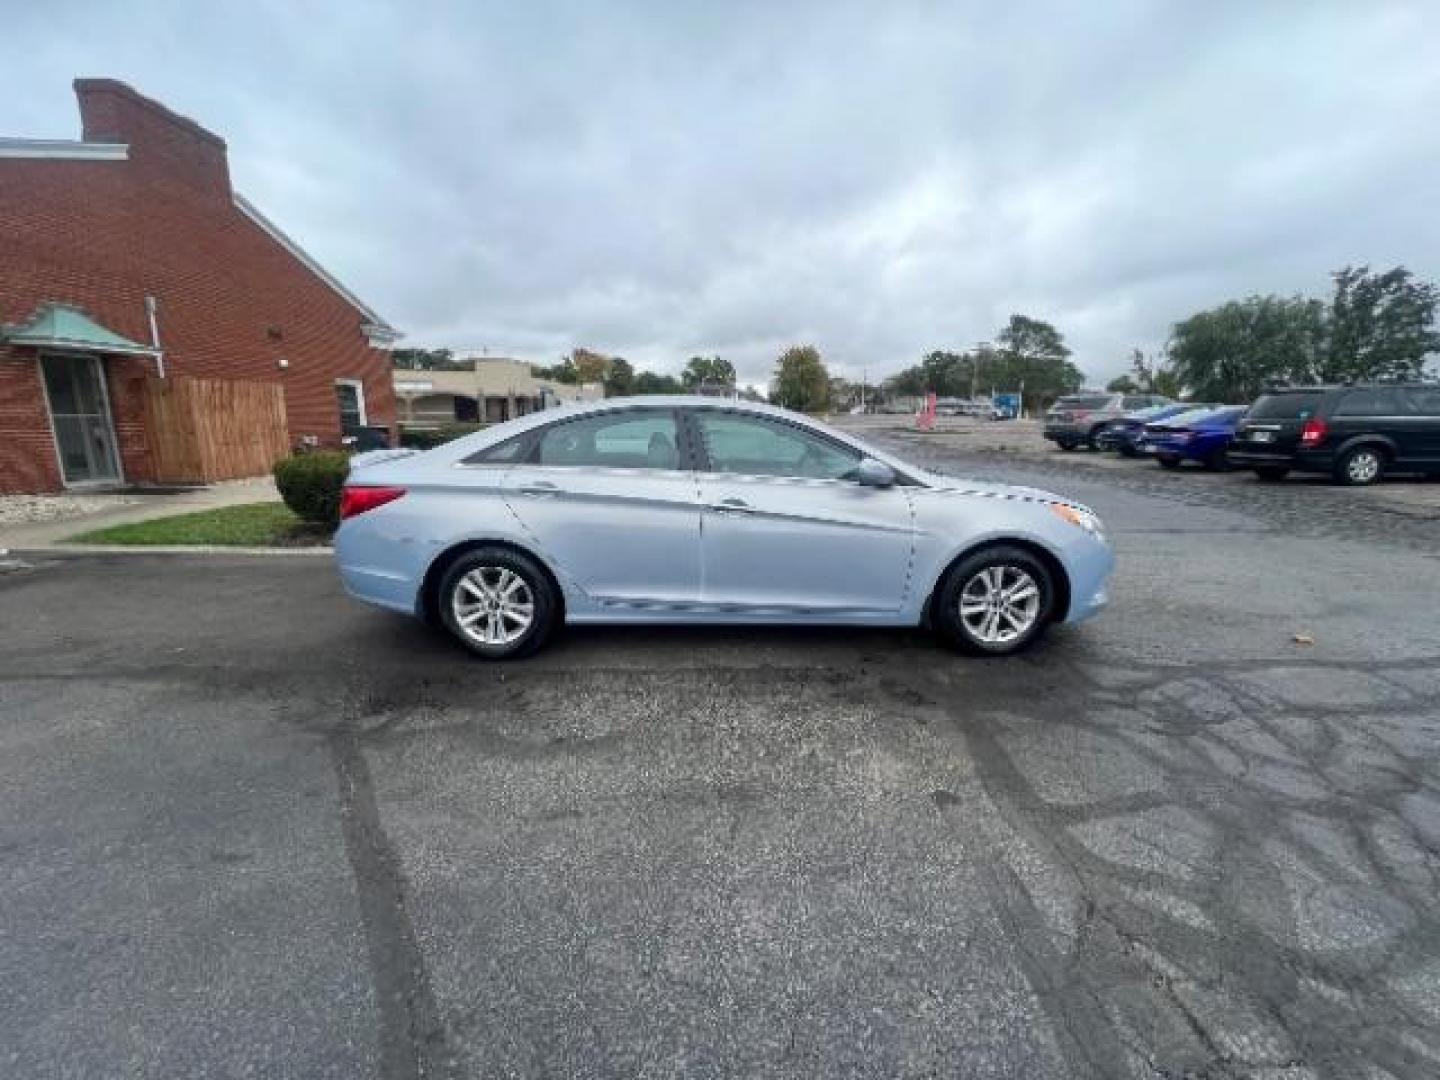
[145,295,165,378]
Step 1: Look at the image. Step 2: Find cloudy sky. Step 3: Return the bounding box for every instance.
[6,1,1439,386]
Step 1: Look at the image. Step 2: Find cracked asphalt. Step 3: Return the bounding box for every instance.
[3,442,1440,1078]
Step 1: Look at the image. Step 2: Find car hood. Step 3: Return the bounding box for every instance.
[917,472,1086,510]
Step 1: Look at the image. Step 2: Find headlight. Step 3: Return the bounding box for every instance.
[1049,503,1105,539]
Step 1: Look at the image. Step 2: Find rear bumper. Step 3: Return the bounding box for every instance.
[1227,449,1335,471]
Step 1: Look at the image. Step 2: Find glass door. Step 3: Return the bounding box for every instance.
[41,354,122,484]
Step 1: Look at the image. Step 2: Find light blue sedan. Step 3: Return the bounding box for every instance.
[335,398,1113,658]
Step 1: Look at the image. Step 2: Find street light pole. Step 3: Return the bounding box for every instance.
[972,341,990,401]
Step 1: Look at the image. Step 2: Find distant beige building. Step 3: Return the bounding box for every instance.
[393,357,603,428]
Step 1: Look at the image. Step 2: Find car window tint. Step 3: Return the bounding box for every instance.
[463,434,528,464]
[1122,396,1153,410]
[1409,388,1440,416]
[1248,392,1325,421]
[1055,396,1111,411]
[696,413,861,480]
[1336,388,1410,417]
[535,411,680,469]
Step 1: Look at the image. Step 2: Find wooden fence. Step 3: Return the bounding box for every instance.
[141,375,289,483]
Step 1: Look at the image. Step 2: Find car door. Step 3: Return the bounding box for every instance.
[501,408,702,606]
[689,409,914,614]
[1402,387,1440,465]
[1331,387,1416,464]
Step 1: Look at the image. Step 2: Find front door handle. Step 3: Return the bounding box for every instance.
[713,497,755,514]
[518,481,560,498]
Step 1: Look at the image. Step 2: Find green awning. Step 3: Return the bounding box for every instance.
[1,302,157,356]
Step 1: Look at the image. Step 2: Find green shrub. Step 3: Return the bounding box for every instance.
[399,423,485,450]
[273,452,349,526]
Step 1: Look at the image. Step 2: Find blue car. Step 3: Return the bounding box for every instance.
[1140,406,1249,470]
[335,397,1114,659]
[1096,403,1209,456]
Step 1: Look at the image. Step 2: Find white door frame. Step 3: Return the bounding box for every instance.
[38,350,126,488]
[335,377,368,430]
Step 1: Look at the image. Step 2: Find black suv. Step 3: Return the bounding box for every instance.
[1229,384,1440,485]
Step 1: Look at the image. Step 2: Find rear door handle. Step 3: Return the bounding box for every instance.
[712,497,755,514]
[518,481,560,497]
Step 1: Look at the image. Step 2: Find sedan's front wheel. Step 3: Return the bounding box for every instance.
[439,547,557,659]
[934,545,1057,656]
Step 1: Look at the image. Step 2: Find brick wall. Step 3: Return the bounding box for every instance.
[0,79,396,493]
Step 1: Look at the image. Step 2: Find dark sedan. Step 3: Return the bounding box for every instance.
[1096,404,1211,456]
[1139,406,1248,470]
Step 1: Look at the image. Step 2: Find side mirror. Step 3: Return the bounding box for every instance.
[855,457,895,488]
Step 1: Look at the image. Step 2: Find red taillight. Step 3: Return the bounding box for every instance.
[340,485,406,520]
[1300,419,1327,446]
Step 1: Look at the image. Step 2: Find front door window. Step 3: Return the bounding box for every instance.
[41,354,121,484]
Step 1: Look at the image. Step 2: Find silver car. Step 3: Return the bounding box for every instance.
[335,397,1113,658]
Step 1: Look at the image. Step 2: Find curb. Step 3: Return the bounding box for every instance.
[2,545,333,558]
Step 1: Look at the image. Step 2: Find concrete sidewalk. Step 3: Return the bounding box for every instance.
[0,477,281,550]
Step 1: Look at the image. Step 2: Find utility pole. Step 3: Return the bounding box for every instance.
[972,341,990,401]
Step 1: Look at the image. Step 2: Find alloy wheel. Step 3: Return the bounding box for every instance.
[452,566,535,646]
[958,565,1042,645]
[1347,449,1381,484]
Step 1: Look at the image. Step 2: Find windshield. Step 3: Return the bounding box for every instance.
[1053,395,1111,411]
[1249,392,1325,421]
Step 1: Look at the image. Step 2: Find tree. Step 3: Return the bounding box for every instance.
[632,370,682,395]
[681,355,736,390]
[771,345,830,412]
[604,357,635,396]
[571,348,612,385]
[1106,374,1140,393]
[1324,265,1440,382]
[392,347,456,370]
[1127,348,1185,399]
[991,315,1085,411]
[1168,295,1326,403]
[532,358,579,384]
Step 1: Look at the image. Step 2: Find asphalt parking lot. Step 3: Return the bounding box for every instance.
[3,439,1440,1078]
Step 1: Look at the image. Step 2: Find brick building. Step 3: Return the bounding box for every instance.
[0,78,399,493]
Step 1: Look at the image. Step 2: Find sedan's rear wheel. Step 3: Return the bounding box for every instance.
[934,545,1057,656]
[439,547,557,659]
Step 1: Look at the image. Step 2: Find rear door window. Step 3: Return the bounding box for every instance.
[1335,388,1411,417]
[1248,392,1326,421]
[533,410,682,469]
[1408,388,1440,416]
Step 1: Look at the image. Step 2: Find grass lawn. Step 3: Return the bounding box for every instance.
[69,502,322,547]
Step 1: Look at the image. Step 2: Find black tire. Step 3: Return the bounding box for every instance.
[1118,443,1140,458]
[1254,466,1289,482]
[1158,455,1181,469]
[1056,438,1079,452]
[1203,448,1230,471]
[437,547,558,659]
[932,544,1058,657]
[1333,445,1385,486]
[1085,426,1107,451]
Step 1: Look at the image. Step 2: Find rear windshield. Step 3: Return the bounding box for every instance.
[1054,396,1111,410]
[1248,392,1325,421]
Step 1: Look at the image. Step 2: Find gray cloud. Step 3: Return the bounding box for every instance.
[7,0,1439,386]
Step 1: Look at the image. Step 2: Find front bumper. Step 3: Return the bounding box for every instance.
[1059,536,1115,625]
